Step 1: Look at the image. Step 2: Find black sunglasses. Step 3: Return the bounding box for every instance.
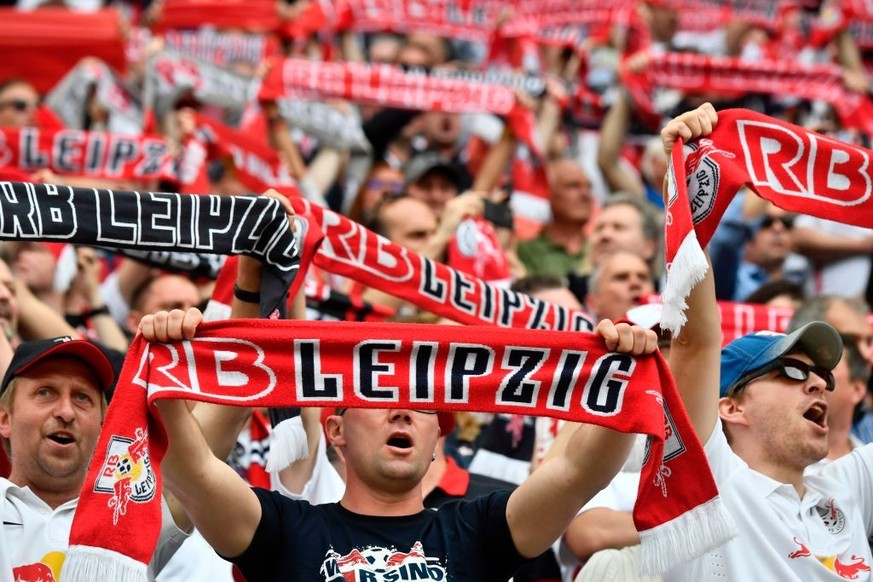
[760,215,794,230]
[730,357,835,396]
[0,99,35,112]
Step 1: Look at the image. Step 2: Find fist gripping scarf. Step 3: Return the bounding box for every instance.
[63,320,735,580]
[663,108,873,332]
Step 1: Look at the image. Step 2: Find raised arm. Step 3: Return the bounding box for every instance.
[505,320,656,558]
[145,308,263,558]
[661,103,722,441]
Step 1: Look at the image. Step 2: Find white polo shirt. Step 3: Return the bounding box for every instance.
[665,421,873,581]
[0,479,188,581]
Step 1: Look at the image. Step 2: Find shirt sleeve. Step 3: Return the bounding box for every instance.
[147,495,192,579]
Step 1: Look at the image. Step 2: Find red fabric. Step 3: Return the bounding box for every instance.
[288,198,596,331]
[194,114,299,197]
[436,456,469,497]
[622,52,873,133]
[153,0,281,33]
[664,108,873,329]
[259,59,517,115]
[246,409,271,489]
[0,127,174,182]
[446,217,511,285]
[0,8,125,93]
[68,318,725,574]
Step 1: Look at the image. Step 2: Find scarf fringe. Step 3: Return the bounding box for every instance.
[638,496,737,575]
[61,544,148,582]
[265,415,309,473]
[660,231,708,336]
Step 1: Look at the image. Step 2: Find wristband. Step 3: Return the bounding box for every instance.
[234,284,261,303]
[88,306,110,318]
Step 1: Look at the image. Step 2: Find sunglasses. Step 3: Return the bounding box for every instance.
[760,215,794,230]
[0,99,35,112]
[730,357,835,396]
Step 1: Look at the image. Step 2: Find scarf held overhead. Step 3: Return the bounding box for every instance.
[65,319,735,580]
[0,181,298,316]
[662,108,873,332]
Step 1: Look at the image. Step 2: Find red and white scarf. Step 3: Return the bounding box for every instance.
[623,52,873,134]
[663,108,873,332]
[63,319,735,580]
[0,128,174,182]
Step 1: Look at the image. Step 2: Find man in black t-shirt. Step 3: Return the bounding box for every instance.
[146,267,657,582]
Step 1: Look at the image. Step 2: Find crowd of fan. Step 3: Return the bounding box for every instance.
[2,0,873,581]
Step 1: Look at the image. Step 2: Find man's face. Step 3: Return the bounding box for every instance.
[589,204,653,266]
[328,409,440,495]
[11,243,56,294]
[549,161,592,225]
[725,352,830,469]
[0,356,104,496]
[128,275,201,334]
[587,253,653,321]
[745,214,792,269]
[421,112,461,147]
[824,353,865,428]
[406,170,458,214]
[381,198,438,253]
[826,300,873,366]
[0,259,19,341]
[0,82,38,129]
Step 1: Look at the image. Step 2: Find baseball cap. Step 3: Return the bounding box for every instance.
[0,336,116,396]
[403,152,461,189]
[719,322,843,398]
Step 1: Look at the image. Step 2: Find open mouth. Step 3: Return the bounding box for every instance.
[47,432,75,445]
[803,402,828,428]
[386,433,413,450]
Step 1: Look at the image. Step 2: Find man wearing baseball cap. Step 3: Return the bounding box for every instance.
[664,104,873,581]
[0,336,188,579]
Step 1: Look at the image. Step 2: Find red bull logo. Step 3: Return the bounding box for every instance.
[834,555,871,580]
[788,537,811,560]
[320,542,447,581]
[93,427,156,525]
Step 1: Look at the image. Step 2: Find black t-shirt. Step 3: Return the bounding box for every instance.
[232,488,527,581]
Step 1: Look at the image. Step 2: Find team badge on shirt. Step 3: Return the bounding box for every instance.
[817,499,846,535]
[320,541,447,581]
[92,427,156,525]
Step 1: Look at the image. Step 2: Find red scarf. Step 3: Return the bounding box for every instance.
[663,108,873,332]
[207,198,595,332]
[0,128,174,182]
[63,319,735,580]
[623,53,873,134]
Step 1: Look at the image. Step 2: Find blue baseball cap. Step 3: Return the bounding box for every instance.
[719,322,843,398]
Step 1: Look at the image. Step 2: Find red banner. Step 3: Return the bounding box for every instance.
[0,8,125,93]
[0,128,173,182]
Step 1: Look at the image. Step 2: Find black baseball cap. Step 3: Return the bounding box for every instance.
[0,336,116,396]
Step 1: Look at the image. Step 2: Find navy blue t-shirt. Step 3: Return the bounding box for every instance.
[231,488,528,581]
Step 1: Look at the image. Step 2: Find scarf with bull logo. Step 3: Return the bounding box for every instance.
[663,108,873,332]
[63,317,735,581]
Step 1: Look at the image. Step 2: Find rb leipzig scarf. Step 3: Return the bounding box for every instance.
[0,128,174,182]
[0,181,299,318]
[63,319,736,580]
[663,108,873,332]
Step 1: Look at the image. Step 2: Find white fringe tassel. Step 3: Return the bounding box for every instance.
[659,231,709,336]
[61,544,148,582]
[266,415,309,473]
[639,496,737,576]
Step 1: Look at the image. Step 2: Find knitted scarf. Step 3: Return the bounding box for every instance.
[63,319,735,581]
[662,108,873,332]
[0,181,299,318]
